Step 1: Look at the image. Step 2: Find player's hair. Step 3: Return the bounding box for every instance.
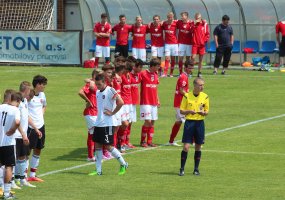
[92,68,103,77]
[127,56,137,63]
[222,15,230,21]
[115,56,126,64]
[153,15,160,20]
[135,16,142,21]
[10,92,22,103]
[180,11,189,17]
[193,77,204,86]
[119,14,126,19]
[150,58,161,67]
[167,12,174,17]
[102,64,115,72]
[3,89,16,103]
[126,61,135,72]
[184,60,194,68]
[115,64,125,73]
[95,73,105,82]
[135,59,144,67]
[195,13,202,18]
[19,81,31,92]
[32,75,47,88]
[101,13,107,18]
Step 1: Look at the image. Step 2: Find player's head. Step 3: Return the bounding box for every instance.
[167,12,174,21]
[102,64,114,80]
[184,60,194,74]
[135,16,142,25]
[133,59,144,73]
[149,58,161,72]
[195,13,202,23]
[193,77,205,93]
[3,89,16,104]
[32,75,47,92]
[92,68,103,80]
[115,56,126,66]
[19,81,32,99]
[27,89,35,102]
[95,73,106,90]
[222,15,230,25]
[153,15,160,24]
[125,61,135,73]
[10,92,22,107]
[115,64,125,75]
[101,13,108,23]
[180,12,189,21]
[119,14,126,24]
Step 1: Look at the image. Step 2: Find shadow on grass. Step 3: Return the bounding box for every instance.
[52,147,87,162]
[149,171,178,176]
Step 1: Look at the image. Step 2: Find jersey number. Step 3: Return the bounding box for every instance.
[1,111,8,126]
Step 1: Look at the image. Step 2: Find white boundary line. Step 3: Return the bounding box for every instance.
[38,114,285,177]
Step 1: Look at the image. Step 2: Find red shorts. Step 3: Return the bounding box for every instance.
[192,45,206,55]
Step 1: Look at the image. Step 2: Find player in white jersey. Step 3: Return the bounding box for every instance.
[0,91,22,199]
[88,74,128,176]
[27,75,47,182]
[14,82,39,188]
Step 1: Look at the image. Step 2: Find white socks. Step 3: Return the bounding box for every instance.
[109,147,126,166]
[95,149,103,173]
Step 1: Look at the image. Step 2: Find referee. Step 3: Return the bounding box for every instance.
[213,15,234,75]
[179,78,209,176]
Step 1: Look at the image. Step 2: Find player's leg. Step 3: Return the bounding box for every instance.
[122,45,129,58]
[114,45,121,58]
[193,121,205,175]
[222,46,232,75]
[169,109,184,146]
[95,45,103,68]
[151,46,158,59]
[85,115,96,161]
[170,45,178,77]
[126,105,135,148]
[198,54,204,77]
[89,127,103,175]
[178,44,185,74]
[103,46,111,64]
[146,106,158,147]
[132,48,138,59]
[138,49,146,62]
[213,47,223,74]
[279,39,285,67]
[163,44,171,77]
[140,105,151,147]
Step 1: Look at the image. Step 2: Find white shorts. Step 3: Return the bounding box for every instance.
[114,109,122,126]
[121,104,131,122]
[140,105,158,121]
[175,108,185,123]
[132,48,146,61]
[84,115,97,134]
[151,46,164,58]
[95,45,110,58]
[130,105,137,123]
[178,44,192,56]
[165,44,179,57]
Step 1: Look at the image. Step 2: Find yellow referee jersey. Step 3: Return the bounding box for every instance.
[180,91,210,120]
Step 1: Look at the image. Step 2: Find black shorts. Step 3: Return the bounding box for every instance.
[115,45,129,58]
[92,126,114,145]
[279,36,285,57]
[16,138,30,158]
[0,145,16,166]
[182,120,205,145]
[27,125,45,150]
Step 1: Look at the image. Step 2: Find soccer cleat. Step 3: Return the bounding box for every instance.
[11,182,21,190]
[118,162,128,175]
[169,74,174,78]
[20,179,36,188]
[213,71,217,75]
[193,169,200,176]
[179,168,185,176]
[147,143,157,147]
[88,170,102,176]
[27,177,44,182]
[87,157,96,162]
[1,193,16,200]
[14,179,20,187]
[221,71,226,75]
[126,143,136,149]
[120,146,126,153]
[197,72,202,77]
[140,142,148,148]
[122,144,130,151]
[168,142,181,147]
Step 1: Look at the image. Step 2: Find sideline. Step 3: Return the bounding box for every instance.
[38,114,285,177]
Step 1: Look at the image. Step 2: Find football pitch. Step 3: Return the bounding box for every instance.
[1,66,285,199]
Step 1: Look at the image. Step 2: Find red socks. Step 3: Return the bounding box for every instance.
[118,127,127,146]
[170,59,176,75]
[169,123,182,143]
[179,60,183,74]
[87,132,95,158]
[126,124,131,145]
[164,60,170,75]
[94,57,99,68]
[147,126,154,144]
[141,126,149,143]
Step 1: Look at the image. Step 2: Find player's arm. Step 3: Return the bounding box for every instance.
[17,125,29,145]
[6,119,20,136]
[230,27,234,46]
[28,117,42,138]
[104,94,124,116]
[42,106,46,115]
[78,88,93,107]
[197,96,209,116]
[180,95,196,115]
[276,24,280,45]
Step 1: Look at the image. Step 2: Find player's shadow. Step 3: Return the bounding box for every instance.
[149,171,178,176]
[52,148,87,162]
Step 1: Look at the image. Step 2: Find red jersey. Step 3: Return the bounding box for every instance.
[131,24,148,49]
[140,70,159,106]
[276,21,285,36]
[112,75,122,95]
[93,22,112,46]
[130,71,141,105]
[163,20,178,44]
[112,23,132,45]
[173,72,189,108]
[177,20,192,45]
[83,83,98,116]
[191,20,210,46]
[147,23,164,47]
[120,73,132,104]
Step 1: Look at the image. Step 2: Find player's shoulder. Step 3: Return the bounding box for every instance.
[200,92,209,98]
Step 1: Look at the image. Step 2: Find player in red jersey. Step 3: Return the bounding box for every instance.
[276,21,285,67]
[131,16,148,62]
[162,12,178,77]
[93,13,112,68]
[79,69,101,161]
[148,15,164,60]
[191,13,210,77]
[177,12,193,75]
[140,58,160,147]
[112,14,132,58]
[167,60,194,146]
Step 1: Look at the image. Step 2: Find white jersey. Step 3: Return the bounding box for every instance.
[28,92,47,129]
[14,98,29,139]
[94,86,119,127]
[0,104,20,146]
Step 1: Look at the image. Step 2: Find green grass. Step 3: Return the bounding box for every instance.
[1,67,285,199]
